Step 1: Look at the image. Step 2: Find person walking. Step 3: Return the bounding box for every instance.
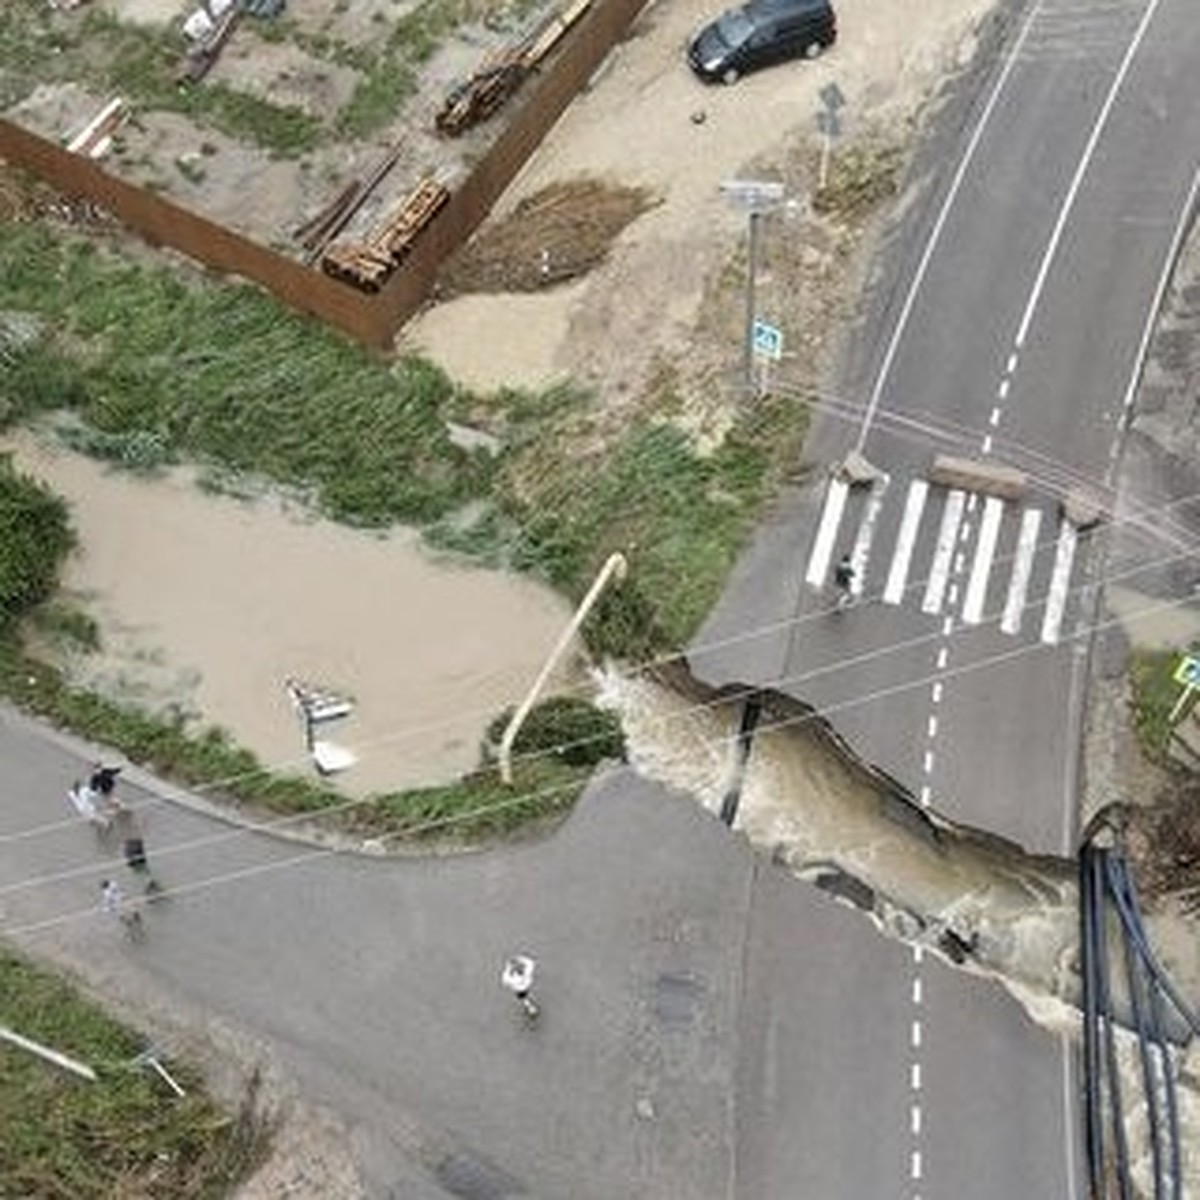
[833,552,856,609]
[67,780,111,840]
[501,954,539,1021]
[99,878,143,941]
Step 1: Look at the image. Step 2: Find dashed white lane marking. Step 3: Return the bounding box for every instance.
[927,715,938,738]
[912,978,923,1005]
[953,550,966,576]
[911,1062,922,1090]
[1002,507,1043,635]
[966,493,979,515]
[931,682,943,704]
[936,647,948,670]
[947,582,960,607]
[911,1020,922,1049]
[850,475,890,595]
[1041,518,1078,644]
[805,477,849,587]
[941,616,954,637]
[922,489,965,614]
[923,749,935,774]
[884,480,929,605]
[1007,352,1019,374]
[912,1150,923,1180]
[919,784,932,808]
[911,1105,923,1135]
[982,433,993,455]
[962,496,1004,624]
[995,383,1008,405]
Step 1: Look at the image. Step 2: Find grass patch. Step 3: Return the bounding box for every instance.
[1130,647,1197,764]
[0,947,268,1197]
[0,223,492,528]
[0,218,804,657]
[0,3,321,157]
[336,0,478,137]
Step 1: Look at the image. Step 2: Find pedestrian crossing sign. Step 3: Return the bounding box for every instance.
[752,319,783,361]
[1173,654,1200,688]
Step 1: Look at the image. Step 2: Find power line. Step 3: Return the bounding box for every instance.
[2,573,1196,933]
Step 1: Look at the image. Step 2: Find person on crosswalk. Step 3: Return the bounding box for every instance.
[833,553,855,608]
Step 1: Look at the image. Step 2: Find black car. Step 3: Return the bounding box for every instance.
[687,0,836,84]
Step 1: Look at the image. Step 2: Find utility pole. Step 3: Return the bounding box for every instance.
[719,180,785,394]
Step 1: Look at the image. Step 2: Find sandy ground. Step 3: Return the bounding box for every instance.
[403,0,995,396]
[4,428,577,797]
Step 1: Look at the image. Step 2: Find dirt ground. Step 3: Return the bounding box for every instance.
[5,0,546,252]
[403,0,996,407]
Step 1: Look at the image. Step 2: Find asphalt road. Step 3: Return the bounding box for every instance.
[4,3,1200,1200]
[697,0,1200,1195]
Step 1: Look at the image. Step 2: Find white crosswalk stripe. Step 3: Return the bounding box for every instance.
[806,477,849,588]
[883,480,928,606]
[849,475,889,597]
[1002,508,1042,635]
[1041,518,1077,645]
[922,490,965,615]
[803,472,1086,642]
[962,496,1003,625]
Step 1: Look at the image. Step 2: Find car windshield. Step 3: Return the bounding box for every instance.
[714,9,754,48]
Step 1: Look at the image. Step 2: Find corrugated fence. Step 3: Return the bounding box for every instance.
[0,0,647,349]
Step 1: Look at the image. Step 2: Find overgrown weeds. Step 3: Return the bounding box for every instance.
[0,947,270,1198]
[1130,647,1197,765]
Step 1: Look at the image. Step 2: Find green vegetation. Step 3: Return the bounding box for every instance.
[0,221,798,651]
[0,202,803,837]
[336,0,479,137]
[485,696,625,767]
[0,2,321,157]
[0,948,267,1197]
[1130,647,1196,764]
[0,458,73,635]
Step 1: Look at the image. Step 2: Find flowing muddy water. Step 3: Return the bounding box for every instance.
[5,428,580,796]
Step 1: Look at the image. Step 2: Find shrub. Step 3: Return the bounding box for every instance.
[486,696,625,768]
[0,459,73,631]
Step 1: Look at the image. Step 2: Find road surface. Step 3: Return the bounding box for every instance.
[696,0,1200,1194]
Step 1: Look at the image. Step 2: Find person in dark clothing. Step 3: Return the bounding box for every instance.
[833,553,855,608]
[89,763,121,798]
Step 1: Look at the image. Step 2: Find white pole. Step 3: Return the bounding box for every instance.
[499,552,628,784]
[1168,683,1195,725]
[0,1025,97,1081]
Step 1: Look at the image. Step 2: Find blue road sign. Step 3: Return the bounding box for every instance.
[752,318,783,361]
[1173,654,1200,688]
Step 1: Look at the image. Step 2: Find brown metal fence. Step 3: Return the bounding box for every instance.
[0,0,648,349]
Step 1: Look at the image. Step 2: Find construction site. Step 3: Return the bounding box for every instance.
[1,0,637,341]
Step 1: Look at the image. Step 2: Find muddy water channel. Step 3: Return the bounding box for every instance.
[5,429,578,796]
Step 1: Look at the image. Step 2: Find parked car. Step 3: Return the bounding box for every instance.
[687,0,836,85]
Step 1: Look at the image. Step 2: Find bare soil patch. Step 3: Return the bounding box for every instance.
[437,177,657,296]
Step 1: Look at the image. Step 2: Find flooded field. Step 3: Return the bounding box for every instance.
[5,428,579,796]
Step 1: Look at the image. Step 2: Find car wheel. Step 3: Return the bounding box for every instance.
[803,40,824,59]
[721,66,740,85]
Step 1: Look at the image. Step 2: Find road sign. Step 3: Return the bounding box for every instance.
[816,109,841,138]
[1173,654,1200,687]
[720,179,786,213]
[819,81,845,111]
[753,319,783,361]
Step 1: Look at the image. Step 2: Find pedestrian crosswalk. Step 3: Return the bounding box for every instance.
[805,473,1087,644]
